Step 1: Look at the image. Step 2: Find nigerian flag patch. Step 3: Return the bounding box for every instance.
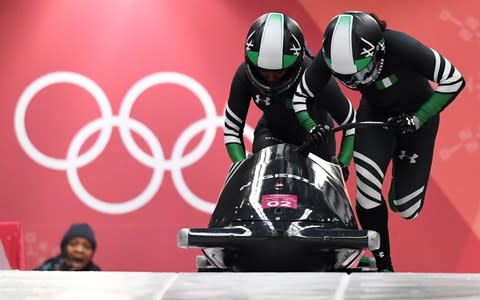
[376,74,398,90]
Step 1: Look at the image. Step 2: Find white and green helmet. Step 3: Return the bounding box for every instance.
[322,11,385,89]
[245,12,305,95]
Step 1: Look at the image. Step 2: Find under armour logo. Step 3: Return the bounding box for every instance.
[406,117,415,127]
[398,150,419,164]
[255,95,271,106]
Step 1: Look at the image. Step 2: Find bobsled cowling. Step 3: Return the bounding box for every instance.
[178,143,379,272]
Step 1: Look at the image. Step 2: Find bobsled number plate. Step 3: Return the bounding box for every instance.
[261,194,298,209]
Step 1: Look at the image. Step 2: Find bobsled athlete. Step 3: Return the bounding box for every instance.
[292,11,465,271]
[223,12,357,180]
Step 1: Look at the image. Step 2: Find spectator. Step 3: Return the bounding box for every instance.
[35,223,101,271]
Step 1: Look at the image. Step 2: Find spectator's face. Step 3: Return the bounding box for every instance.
[65,237,94,270]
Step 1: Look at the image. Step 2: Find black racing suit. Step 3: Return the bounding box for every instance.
[293,30,465,271]
[224,59,357,166]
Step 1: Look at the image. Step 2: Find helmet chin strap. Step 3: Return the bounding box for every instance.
[363,57,384,85]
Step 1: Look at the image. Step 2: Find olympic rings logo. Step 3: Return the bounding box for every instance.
[14,71,254,215]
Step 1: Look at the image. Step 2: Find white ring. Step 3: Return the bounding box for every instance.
[15,71,255,214]
[171,116,254,213]
[14,72,113,170]
[66,116,165,214]
[119,72,216,169]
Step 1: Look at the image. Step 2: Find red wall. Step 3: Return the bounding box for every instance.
[0,0,478,272]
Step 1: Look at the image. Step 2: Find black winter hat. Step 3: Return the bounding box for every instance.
[61,223,97,252]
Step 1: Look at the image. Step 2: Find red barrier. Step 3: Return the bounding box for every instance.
[0,222,25,270]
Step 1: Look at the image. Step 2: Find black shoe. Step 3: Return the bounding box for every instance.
[374,254,394,272]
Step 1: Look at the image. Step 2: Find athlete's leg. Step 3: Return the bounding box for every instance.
[390,115,439,219]
[354,101,396,271]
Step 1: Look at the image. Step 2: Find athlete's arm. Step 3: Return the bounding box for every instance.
[293,54,333,131]
[224,64,251,163]
[400,32,466,126]
[315,78,357,166]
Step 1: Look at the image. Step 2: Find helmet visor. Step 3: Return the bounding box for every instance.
[246,63,303,96]
[333,58,382,89]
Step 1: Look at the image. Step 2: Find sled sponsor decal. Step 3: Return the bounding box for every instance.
[261,194,298,209]
[239,173,315,191]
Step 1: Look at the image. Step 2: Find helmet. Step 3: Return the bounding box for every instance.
[322,11,385,89]
[245,13,305,95]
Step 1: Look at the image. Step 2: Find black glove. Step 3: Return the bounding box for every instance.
[387,114,420,135]
[307,124,331,145]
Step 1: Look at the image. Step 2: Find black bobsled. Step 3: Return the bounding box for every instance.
[178,122,386,272]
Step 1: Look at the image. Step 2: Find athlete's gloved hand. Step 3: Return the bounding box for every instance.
[387,114,420,134]
[307,124,331,145]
